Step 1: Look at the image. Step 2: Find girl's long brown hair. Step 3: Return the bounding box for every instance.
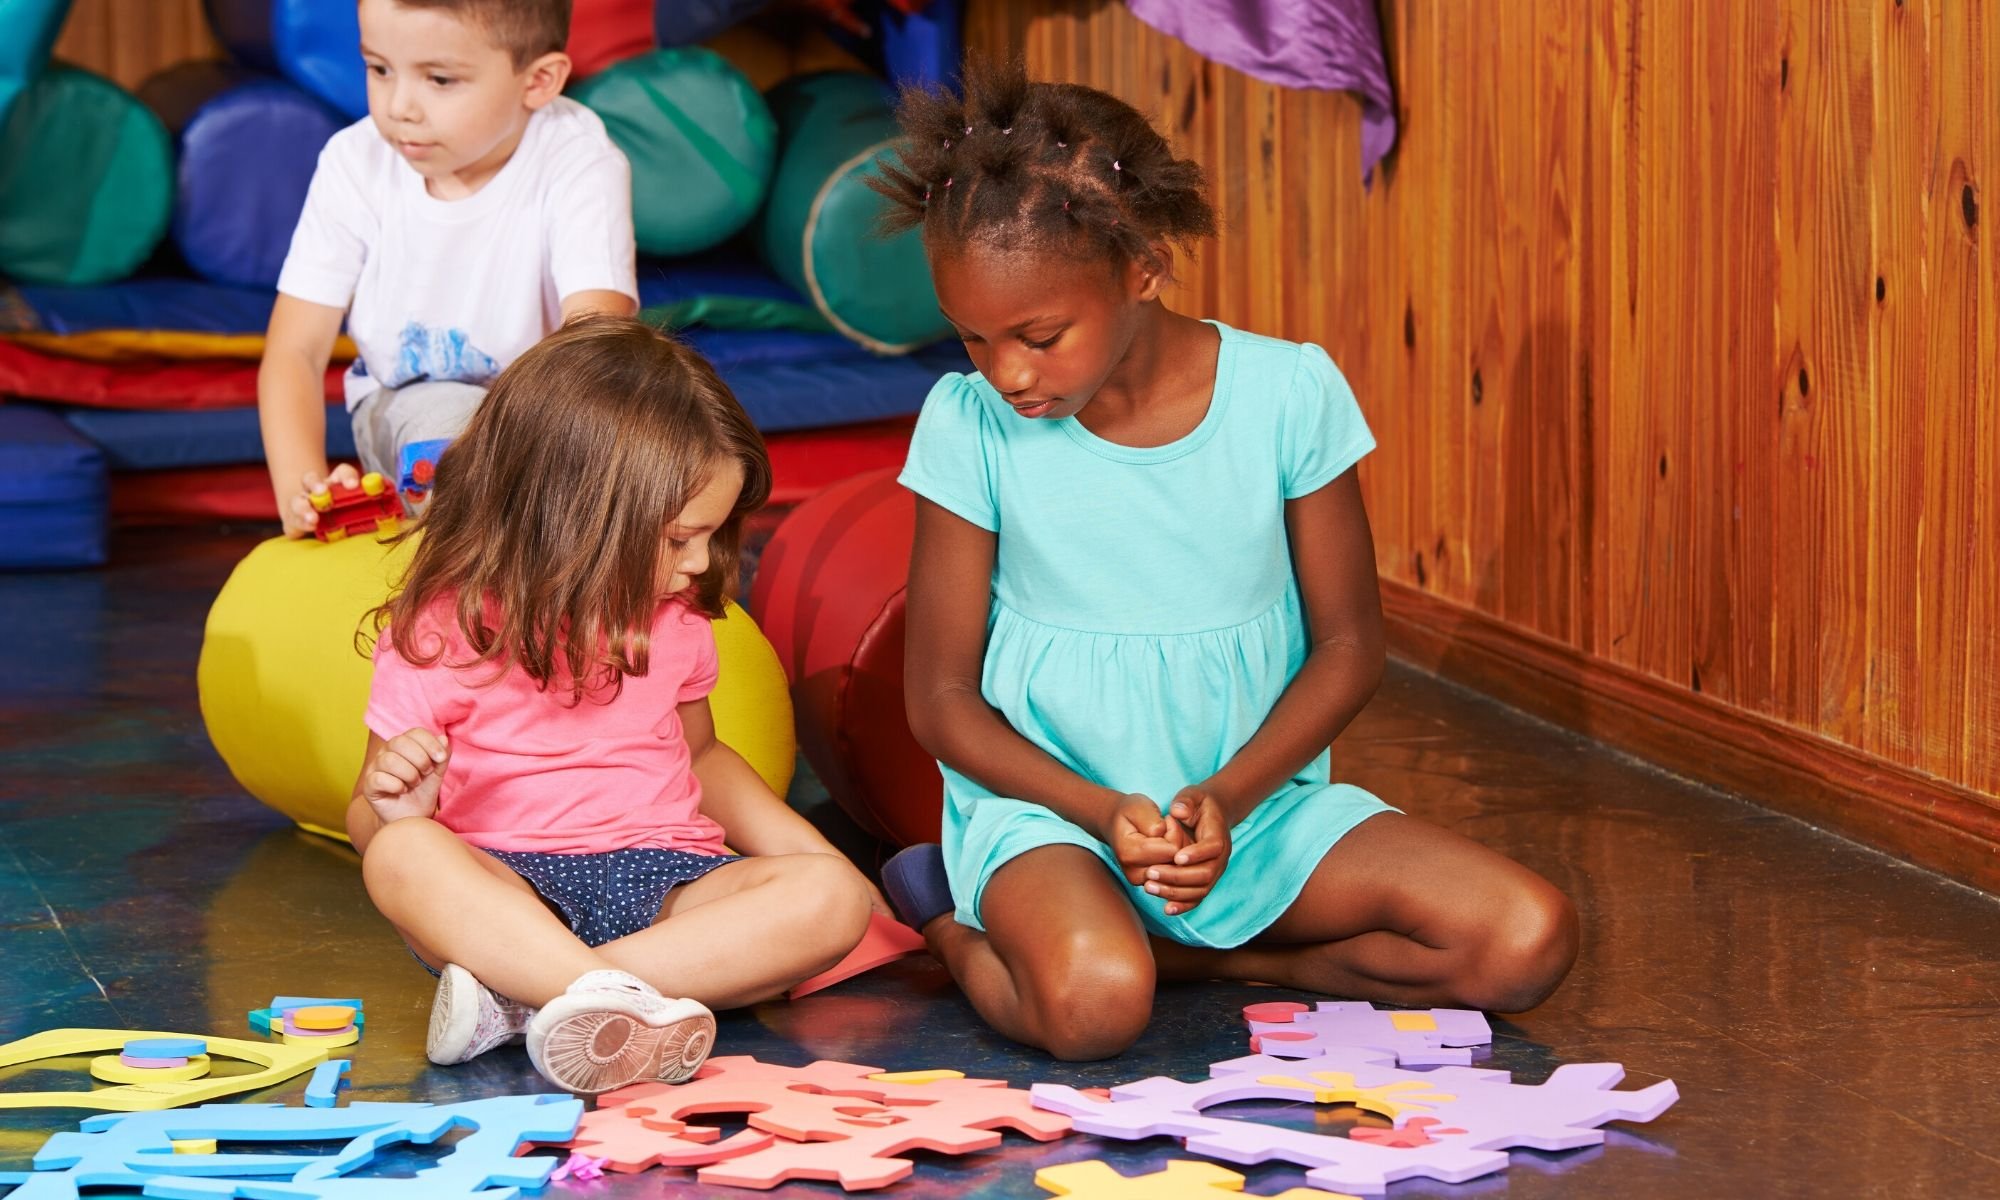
[367,315,772,704]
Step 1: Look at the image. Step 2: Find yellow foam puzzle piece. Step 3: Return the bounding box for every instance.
[89,1054,210,1084]
[1036,1159,1356,1200]
[279,1026,358,1049]
[172,1139,218,1155]
[866,1069,966,1086]
[0,1029,328,1112]
[1389,1012,1439,1032]
[1255,1070,1455,1121]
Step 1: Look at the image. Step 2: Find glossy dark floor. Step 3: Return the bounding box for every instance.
[4,529,1999,1198]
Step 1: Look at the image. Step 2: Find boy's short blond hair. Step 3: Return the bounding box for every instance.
[387,0,571,67]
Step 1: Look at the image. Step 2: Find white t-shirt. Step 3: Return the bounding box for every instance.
[277,97,638,410]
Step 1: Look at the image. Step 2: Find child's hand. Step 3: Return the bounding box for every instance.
[283,463,361,538]
[1100,794,1182,884]
[362,728,450,822]
[1143,787,1234,916]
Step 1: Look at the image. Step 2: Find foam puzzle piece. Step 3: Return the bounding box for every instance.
[867,1070,964,1086]
[279,1026,357,1050]
[289,1008,355,1032]
[1030,1049,1677,1196]
[172,1141,217,1155]
[281,1017,356,1040]
[10,1095,581,1200]
[559,1057,1073,1191]
[0,1030,328,1112]
[1243,1002,1493,1068]
[304,1061,351,1108]
[1036,1159,1355,1200]
[92,1056,211,1084]
[558,1100,776,1172]
[125,1039,206,1059]
[787,913,928,999]
[549,1152,607,1182]
[122,1055,191,1070]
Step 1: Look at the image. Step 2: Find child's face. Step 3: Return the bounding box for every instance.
[932,242,1159,422]
[357,0,562,189]
[658,460,746,599]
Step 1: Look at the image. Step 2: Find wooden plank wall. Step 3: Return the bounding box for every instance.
[53,0,220,90]
[967,0,2000,888]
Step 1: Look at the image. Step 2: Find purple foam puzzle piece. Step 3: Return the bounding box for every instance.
[1030,1049,1677,1196]
[1244,1001,1493,1067]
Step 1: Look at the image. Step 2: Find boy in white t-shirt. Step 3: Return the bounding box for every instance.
[260,0,638,537]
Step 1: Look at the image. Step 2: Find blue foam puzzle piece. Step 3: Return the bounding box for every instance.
[16,1096,580,1200]
[122,1038,205,1059]
[303,1060,350,1108]
[269,997,363,1013]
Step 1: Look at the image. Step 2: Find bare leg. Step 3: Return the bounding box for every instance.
[593,853,872,1010]
[922,845,1156,1060]
[359,816,603,1005]
[1151,813,1578,1013]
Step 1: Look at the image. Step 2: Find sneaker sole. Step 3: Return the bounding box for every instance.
[426,963,482,1065]
[527,994,715,1095]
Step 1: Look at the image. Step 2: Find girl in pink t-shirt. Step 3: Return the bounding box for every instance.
[348,315,877,1096]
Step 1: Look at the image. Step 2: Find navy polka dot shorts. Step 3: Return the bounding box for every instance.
[410,846,741,976]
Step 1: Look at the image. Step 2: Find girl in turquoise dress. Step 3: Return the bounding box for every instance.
[874,62,1577,1060]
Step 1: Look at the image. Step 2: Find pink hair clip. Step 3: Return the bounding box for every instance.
[1112,160,1122,171]
[964,124,973,134]
[1057,140,1067,148]
[944,177,953,188]
[1001,126,1012,135]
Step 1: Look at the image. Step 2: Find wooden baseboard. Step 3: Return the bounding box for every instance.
[1380,581,2000,895]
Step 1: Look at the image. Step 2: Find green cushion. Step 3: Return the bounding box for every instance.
[573,47,776,258]
[755,72,948,355]
[0,65,174,286]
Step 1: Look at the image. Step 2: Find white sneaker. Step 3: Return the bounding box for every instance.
[525,969,715,1096]
[427,963,535,1065]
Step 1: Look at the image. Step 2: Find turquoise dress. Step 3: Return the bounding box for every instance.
[898,321,1396,950]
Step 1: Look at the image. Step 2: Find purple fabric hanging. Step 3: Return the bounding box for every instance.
[1125,0,1398,183]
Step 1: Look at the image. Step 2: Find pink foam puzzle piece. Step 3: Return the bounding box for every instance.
[552,1100,776,1172]
[581,1057,1071,1192]
[787,913,928,999]
[1030,1049,1677,1196]
[1244,1001,1492,1067]
[1036,1158,1357,1200]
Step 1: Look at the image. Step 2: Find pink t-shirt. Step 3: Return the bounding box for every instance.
[364,599,728,856]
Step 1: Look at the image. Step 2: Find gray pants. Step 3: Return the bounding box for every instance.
[349,380,487,484]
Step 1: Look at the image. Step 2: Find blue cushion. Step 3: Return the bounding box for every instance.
[58,403,356,471]
[0,406,108,568]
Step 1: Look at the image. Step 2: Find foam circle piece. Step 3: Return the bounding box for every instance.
[139,67,343,288]
[289,1006,356,1031]
[0,65,173,286]
[272,0,366,119]
[748,468,937,847]
[571,48,776,257]
[124,1037,207,1059]
[755,73,950,355]
[199,533,796,842]
[92,1055,211,1084]
[280,1026,358,1049]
